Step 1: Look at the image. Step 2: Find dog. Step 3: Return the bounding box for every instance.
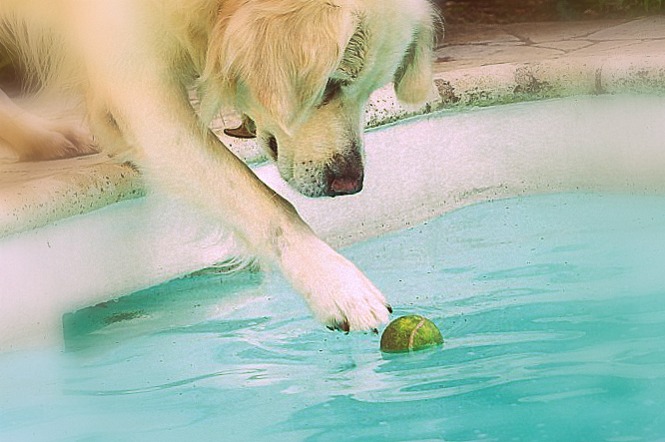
[0,0,437,332]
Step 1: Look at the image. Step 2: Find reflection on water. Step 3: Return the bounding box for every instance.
[3,193,665,441]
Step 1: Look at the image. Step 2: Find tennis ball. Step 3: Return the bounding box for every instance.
[380,315,443,353]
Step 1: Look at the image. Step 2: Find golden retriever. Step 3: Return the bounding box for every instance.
[0,0,437,332]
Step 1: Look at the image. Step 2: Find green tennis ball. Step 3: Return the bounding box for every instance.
[380,315,443,353]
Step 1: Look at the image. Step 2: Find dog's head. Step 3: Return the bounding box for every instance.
[203,0,437,197]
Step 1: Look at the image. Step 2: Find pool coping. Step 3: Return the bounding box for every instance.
[4,53,665,238]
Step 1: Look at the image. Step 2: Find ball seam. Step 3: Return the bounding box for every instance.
[408,317,427,350]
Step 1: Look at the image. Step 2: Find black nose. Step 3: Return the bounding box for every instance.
[324,152,364,197]
[328,175,363,196]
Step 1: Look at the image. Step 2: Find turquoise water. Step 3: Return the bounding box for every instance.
[3,193,665,441]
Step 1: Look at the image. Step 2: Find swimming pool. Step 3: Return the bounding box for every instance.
[5,92,665,439]
[6,94,665,350]
[3,192,665,441]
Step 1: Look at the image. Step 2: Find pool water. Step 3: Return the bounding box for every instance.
[3,193,665,441]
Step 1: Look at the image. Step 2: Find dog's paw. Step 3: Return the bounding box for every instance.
[280,238,392,332]
[20,122,97,162]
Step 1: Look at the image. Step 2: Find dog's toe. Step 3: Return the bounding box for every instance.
[20,124,98,162]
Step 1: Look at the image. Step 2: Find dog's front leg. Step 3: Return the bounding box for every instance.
[101,80,390,332]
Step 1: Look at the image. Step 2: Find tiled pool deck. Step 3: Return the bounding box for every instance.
[4,17,665,237]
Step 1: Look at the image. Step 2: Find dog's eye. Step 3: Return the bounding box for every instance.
[320,79,343,107]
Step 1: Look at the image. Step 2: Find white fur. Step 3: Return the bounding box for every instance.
[0,88,95,161]
[0,0,437,331]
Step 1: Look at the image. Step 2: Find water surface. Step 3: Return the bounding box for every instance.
[3,193,665,441]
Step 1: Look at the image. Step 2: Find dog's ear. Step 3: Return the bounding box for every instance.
[202,1,352,132]
[393,13,438,105]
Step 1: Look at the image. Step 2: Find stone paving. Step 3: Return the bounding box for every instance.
[437,17,665,72]
[5,17,665,236]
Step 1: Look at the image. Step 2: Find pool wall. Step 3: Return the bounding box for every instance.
[5,53,665,350]
[4,93,665,350]
[5,54,665,239]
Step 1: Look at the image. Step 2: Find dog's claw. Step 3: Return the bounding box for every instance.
[386,304,393,314]
[372,328,379,335]
[329,320,350,334]
[327,320,350,334]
